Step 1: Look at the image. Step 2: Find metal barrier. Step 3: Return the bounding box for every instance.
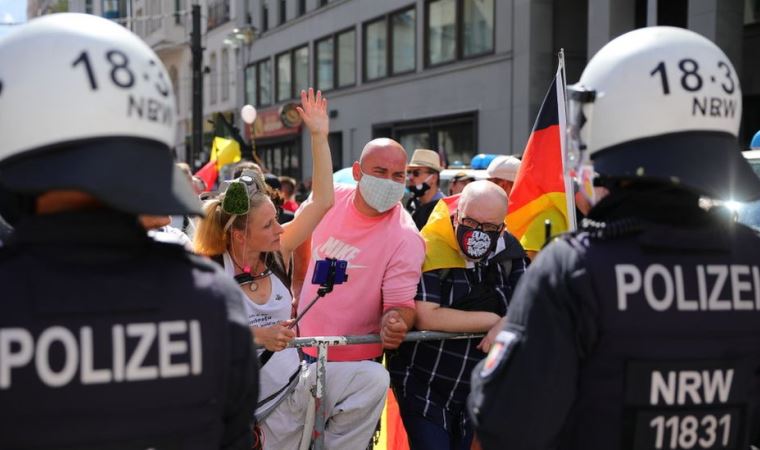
[288,331,484,450]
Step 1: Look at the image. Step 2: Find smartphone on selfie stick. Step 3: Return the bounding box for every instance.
[258,258,348,366]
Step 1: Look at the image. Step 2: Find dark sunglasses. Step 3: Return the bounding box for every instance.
[409,169,434,178]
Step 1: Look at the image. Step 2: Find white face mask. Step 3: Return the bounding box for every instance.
[358,170,406,213]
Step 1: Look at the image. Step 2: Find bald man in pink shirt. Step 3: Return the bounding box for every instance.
[297,138,425,361]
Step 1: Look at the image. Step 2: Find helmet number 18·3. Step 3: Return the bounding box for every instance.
[71,49,171,98]
[649,58,737,119]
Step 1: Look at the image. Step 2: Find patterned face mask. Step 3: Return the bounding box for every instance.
[358,170,406,213]
[455,215,503,260]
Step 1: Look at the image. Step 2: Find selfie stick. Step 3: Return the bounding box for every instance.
[259,259,345,366]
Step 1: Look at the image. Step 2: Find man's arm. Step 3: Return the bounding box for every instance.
[415,301,500,333]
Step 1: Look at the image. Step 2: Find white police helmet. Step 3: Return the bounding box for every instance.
[567,26,760,202]
[0,13,201,215]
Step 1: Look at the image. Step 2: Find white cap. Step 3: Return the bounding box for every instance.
[486,155,521,181]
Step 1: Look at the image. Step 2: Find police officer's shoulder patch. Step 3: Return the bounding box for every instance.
[480,329,520,379]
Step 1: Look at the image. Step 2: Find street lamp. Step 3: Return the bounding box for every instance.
[223,25,257,48]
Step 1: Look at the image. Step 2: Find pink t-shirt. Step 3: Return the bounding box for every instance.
[298,184,425,361]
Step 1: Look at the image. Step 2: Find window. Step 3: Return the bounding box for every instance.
[363,7,416,82]
[298,0,306,16]
[258,140,301,179]
[316,37,334,91]
[259,59,272,106]
[426,0,493,67]
[279,0,287,25]
[103,0,122,19]
[276,52,291,103]
[221,49,230,101]
[135,8,144,36]
[209,52,217,105]
[374,113,477,165]
[315,28,356,92]
[462,0,493,56]
[364,19,387,80]
[337,31,356,87]
[146,1,162,34]
[245,59,272,107]
[169,66,179,110]
[174,0,184,25]
[294,46,309,97]
[277,45,310,102]
[747,0,760,24]
[245,64,257,105]
[261,4,269,32]
[427,0,456,65]
[392,9,416,73]
[635,0,687,28]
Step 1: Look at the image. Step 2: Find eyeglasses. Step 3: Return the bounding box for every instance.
[409,169,434,178]
[458,216,504,233]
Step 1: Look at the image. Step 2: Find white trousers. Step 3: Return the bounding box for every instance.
[261,360,389,450]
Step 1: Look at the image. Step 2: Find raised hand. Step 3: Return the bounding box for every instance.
[296,87,328,138]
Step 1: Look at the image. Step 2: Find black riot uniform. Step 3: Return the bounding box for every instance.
[468,25,760,450]
[468,186,760,449]
[0,13,259,449]
[0,210,258,449]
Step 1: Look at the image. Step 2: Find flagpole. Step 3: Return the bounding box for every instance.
[558,49,578,231]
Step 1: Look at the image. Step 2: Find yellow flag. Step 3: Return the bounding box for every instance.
[209,137,241,170]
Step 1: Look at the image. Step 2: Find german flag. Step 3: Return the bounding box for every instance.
[506,69,573,250]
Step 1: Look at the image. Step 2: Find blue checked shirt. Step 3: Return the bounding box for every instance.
[388,233,529,434]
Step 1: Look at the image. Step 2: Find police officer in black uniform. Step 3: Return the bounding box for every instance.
[468,26,760,450]
[0,14,258,449]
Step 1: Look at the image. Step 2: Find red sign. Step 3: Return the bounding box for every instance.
[246,107,301,140]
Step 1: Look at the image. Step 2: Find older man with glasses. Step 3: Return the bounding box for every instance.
[388,180,529,450]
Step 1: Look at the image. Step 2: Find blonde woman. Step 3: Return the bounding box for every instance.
[194,88,388,450]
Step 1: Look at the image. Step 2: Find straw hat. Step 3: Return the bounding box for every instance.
[408,149,442,172]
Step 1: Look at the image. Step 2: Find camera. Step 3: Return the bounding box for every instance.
[311,258,348,286]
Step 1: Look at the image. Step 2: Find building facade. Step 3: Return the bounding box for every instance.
[28,0,760,182]
[240,0,760,181]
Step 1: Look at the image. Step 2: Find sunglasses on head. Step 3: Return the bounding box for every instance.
[221,174,260,218]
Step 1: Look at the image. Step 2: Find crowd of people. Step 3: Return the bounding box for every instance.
[1,12,759,450]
